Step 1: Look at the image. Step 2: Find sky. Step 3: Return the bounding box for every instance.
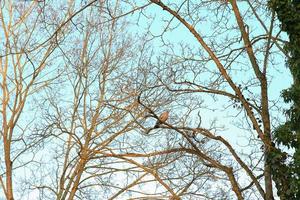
[0,0,293,199]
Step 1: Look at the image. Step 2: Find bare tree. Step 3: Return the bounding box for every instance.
[0,1,66,199]
[25,2,161,199]
[114,0,288,199]
[0,1,103,199]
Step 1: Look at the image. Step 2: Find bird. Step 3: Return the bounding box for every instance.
[154,111,169,128]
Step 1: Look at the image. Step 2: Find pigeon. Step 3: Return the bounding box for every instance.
[154,111,169,128]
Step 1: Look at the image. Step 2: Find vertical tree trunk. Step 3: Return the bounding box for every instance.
[264,151,274,200]
[4,137,14,200]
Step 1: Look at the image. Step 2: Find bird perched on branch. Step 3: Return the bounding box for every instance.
[154,111,169,128]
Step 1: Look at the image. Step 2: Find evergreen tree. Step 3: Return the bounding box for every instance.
[268,0,300,199]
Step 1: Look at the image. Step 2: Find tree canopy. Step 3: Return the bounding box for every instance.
[0,0,296,199]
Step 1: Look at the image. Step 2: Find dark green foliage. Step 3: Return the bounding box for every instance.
[268,0,300,199]
[274,122,295,147]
